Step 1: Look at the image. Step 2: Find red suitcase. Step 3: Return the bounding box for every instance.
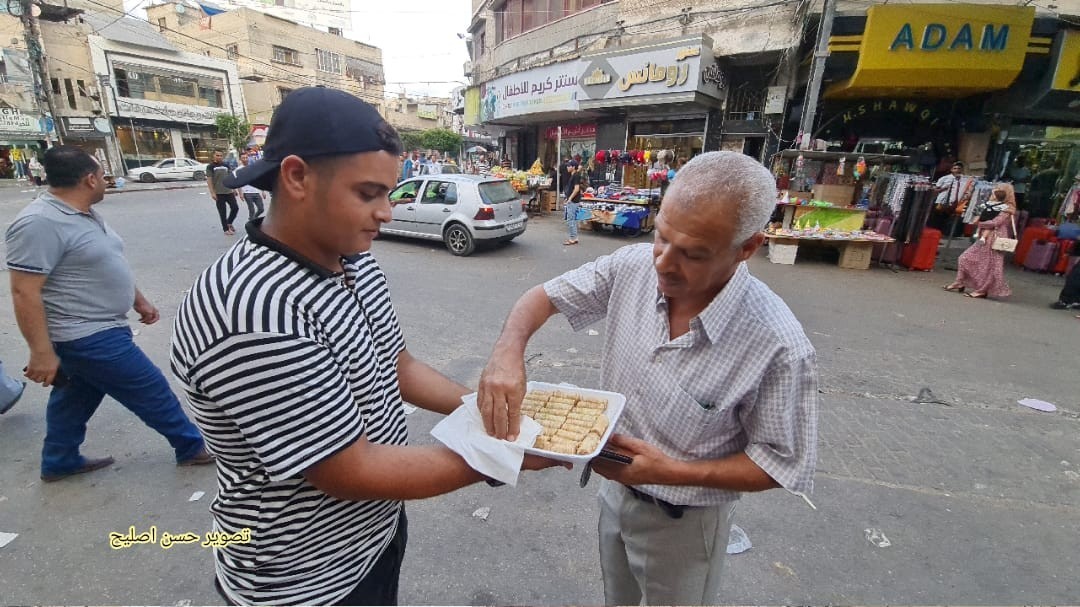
[1023,240,1059,272]
[901,228,941,271]
[1014,226,1055,267]
[1053,240,1076,275]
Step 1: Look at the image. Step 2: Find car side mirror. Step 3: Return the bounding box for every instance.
[444,191,457,204]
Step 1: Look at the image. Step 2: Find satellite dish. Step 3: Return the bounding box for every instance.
[176,3,186,14]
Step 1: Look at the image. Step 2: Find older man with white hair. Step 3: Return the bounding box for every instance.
[478,151,819,605]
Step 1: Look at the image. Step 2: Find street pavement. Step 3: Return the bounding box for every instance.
[0,187,1077,605]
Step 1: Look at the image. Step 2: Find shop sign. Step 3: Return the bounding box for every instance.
[544,124,596,140]
[832,99,947,127]
[578,36,719,102]
[116,98,225,124]
[416,104,438,120]
[464,86,481,126]
[479,61,581,122]
[827,4,1034,98]
[64,117,95,131]
[250,124,269,146]
[1051,30,1080,93]
[0,108,48,134]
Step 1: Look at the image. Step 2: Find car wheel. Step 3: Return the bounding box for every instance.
[139,172,156,183]
[444,223,475,256]
[192,170,205,181]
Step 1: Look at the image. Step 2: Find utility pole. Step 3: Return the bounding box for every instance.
[19,0,63,145]
[797,0,836,150]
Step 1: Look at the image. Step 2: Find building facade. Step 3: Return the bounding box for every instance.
[384,92,453,133]
[146,2,384,126]
[0,13,58,179]
[87,15,245,170]
[466,0,1080,211]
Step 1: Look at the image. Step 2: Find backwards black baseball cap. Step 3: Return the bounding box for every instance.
[225,87,402,191]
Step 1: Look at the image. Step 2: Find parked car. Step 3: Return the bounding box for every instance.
[381,175,527,256]
[126,158,205,183]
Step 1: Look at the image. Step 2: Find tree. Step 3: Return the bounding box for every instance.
[420,128,463,155]
[214,113,252,153]
[400,130,424,152]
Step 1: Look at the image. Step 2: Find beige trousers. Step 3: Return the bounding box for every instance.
[598,479,736,606]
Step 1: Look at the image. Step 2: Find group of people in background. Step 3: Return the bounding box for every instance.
[399,150,452,181]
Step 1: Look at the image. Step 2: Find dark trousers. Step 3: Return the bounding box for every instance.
[44,327,205,475]
[1060,257,1080,305]
[214,509,408,606]
[215,193,239,232]
[242,193,264,220]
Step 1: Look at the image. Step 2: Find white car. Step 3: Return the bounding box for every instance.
[382,175,527,256]
[126,158,205,183]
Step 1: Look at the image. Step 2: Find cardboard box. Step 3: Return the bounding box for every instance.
[838,242,873,270]
[768,243,798,265]
[812,184,856,206]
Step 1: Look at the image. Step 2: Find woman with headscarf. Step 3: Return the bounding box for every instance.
[944,183,1017,299]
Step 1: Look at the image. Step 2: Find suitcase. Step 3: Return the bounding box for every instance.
[872,218,899,264]
[1023,240,1059,272]
[1014,226,1055,267]
[901,227,941,271]
[1053,240,1076,275]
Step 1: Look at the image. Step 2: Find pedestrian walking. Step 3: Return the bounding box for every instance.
[172,87,557,606]
[0,359,26,415]
[400,151,413,181]
[5,146,213,483]
[563,159,583,245]
[478,151,819,606]
[28,155,45,186]
[206,150,239,235]
[944,183,1016,299]
[235,152,265,221]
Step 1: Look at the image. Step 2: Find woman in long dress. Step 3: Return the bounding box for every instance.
[943,183,1016,299]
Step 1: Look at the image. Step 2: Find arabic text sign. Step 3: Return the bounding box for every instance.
[116,99,225,124]
[579,39,718,101]
[0,108,47,134]
[479,62,581,121]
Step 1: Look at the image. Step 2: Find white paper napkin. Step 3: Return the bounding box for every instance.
[430,395,542,487]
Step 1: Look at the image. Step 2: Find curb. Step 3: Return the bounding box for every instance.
[106,183,204,196]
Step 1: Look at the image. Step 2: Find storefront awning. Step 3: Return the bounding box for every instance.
[825,4,1036,99]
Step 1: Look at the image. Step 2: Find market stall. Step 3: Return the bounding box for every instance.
[578,185,661,237]
[764,228,896,270]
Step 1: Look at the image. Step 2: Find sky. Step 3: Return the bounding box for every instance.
[123,0,473,99]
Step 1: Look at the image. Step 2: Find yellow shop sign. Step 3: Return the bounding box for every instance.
[826,4,1035,99]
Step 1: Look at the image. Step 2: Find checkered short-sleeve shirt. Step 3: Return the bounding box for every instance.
[544,244,818,506]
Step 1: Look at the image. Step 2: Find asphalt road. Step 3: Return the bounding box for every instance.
[0,186,1077,605]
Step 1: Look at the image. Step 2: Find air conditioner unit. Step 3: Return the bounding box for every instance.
[463,61,473,77]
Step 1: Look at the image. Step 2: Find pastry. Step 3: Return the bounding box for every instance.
[522,388,611,456]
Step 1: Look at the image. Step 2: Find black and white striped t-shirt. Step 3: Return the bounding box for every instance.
[171,222,408,606]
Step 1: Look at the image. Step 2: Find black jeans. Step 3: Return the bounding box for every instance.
[215,193,239,232]
[242,193,264,220]
[213,509,408,606]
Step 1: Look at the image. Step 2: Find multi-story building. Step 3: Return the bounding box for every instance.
[383,92,453,133]
[466,0,1080,210]
[86,14,246,170]
[146,1,384,126]
[0,12,58,178]
[190,0,350,36]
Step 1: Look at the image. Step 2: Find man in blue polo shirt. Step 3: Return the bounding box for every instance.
[6,146,213,482]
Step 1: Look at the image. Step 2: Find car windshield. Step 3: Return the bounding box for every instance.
[478,181,519,205]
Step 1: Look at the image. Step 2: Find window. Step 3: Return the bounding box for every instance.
[421,181,457,204]
[159,160,175,168]
[272,45,300,66]
[316,48,341,73]
[328,27,342,36]
[474,31,485,57]
[159,75,195,97]
[76,79,87,97]
[64,78,77,110]
[390,180,420,202]
[157,17,167,32]
[496,0,606,42]
[278,87,293,103]
[199,86,223,108]
[50,78,60,95]
[226,44,238,59]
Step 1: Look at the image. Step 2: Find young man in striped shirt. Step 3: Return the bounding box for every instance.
[171,88,556,606]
